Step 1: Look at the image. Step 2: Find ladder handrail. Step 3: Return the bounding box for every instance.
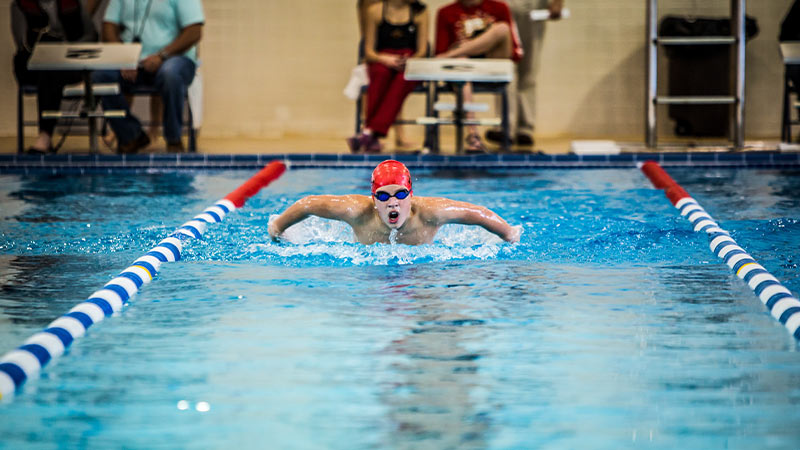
[645,0,746,150]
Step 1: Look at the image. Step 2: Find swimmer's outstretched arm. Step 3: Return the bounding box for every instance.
[268,195,364,240]
[431,198,521,243]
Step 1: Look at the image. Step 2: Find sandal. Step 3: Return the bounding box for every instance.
[364,135,382,153]
[465,132,488,154]
[347,132,382,153]
[347,132,370,153]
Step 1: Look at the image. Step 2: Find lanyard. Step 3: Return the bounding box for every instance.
[132,0,154,43]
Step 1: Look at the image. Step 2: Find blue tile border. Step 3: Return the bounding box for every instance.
[1,151,800,174]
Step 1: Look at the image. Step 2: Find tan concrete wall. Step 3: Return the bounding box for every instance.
[0,0,793,141]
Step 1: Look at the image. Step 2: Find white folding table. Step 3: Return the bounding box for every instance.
[405,58,514,153]
[28,43,141,153]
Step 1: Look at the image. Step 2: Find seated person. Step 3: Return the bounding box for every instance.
[268,160,521,245]
[92,0,204,154]
[11,0,101,154]
[434,0,522,152]
[348,0,429,153]
[356,0,419,151]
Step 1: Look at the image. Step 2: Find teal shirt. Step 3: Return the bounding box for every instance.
[104,0,204,63]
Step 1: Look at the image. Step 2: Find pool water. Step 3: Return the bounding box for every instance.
[1,167,799,448]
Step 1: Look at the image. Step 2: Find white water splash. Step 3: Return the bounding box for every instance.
[254,215,517,265]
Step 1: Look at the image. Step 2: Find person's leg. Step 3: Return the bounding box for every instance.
[365,62,394,131]
[514,1,547,143]
[462,81,487,152]
[489,0,532,143]
[485,22,513,59]
[93,69,145,147]
[102,93,135,149]
[35,74,62,139]
[368,72,419,137]
[488,1,529,144]
[438,22,512,59]
[154,56,196,148]
[350,61,394,152]
[28,70,85,152]
[439,22,513,151]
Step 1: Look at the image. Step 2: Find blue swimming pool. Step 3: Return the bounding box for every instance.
[1,165,799,448]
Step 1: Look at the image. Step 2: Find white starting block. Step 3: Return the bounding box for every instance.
[405,58,514,153]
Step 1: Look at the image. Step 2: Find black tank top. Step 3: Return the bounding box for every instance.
[376,1,418,51]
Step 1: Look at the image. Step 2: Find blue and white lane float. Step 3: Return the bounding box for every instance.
[640,160,800,341]
[0,161,287,401]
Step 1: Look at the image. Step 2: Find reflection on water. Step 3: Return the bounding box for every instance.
[9,173,197,203]
[377,264,492,447]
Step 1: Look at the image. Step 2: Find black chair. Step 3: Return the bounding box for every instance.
[17,83,197,153]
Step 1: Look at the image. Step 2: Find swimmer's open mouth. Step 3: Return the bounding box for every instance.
[388,211,399,223]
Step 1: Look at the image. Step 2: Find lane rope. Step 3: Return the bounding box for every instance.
[640,160,800,341]
[0,161,286,401]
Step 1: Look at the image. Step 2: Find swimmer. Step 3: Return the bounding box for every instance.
[268,160,521,245]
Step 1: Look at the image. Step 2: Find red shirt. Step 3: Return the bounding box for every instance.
[435,0,523,62]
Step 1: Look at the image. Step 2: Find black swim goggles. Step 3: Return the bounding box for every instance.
[373,189,410,201]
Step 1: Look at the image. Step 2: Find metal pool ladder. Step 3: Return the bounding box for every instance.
[645,0,747,150]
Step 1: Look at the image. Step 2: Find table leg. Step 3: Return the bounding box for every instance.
[83,71,98,154]
[455,82,464,154]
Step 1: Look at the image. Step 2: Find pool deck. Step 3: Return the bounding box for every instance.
[2,134,797,155]
[2,135,799,173]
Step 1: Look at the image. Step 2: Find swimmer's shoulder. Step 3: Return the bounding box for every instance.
[297,194,372,219]
[412,196,454,223]
[415,196,488,225]
[338,194,376,222]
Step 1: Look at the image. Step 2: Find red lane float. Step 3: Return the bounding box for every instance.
[639,160,800,341]
[225,161,287,208]
[640,160,690,205]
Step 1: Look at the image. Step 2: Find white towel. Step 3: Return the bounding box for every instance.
[343,64,369,100]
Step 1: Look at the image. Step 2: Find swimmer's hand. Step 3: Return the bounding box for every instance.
[268,221,282,242]
[505,225,522,244]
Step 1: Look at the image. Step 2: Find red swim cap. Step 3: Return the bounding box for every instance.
[371,160,412,194]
